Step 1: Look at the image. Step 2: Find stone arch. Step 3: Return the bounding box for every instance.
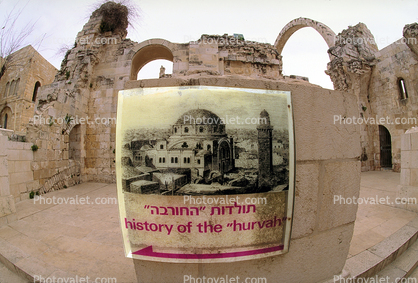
[130,39,175,80]
[274,18,336,58]
[0,106,13,129]
[32,81,41,102]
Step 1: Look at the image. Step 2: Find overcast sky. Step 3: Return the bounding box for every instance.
[119,87,289,130]
[1,0,417,89]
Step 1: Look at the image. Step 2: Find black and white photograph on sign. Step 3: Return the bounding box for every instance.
[119,87,291,196]
[116,86,294,263]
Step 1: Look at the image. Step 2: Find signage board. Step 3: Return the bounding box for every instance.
[116,86,294,263]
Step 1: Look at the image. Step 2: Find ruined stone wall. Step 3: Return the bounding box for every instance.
[326,22,418,172]
[367,38,418,171]
[29,2,135,185]
[27,1,289,186]
[186,35,282,79]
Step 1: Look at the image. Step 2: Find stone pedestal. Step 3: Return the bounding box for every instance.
[397,127,418,212]
[0,133,17,226]
[127,76,361,283]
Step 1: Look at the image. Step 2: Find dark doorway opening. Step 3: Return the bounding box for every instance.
[379,125,392,168]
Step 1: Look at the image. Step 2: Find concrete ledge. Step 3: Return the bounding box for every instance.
[344,217,418,279]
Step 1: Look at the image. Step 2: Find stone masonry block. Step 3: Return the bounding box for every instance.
[292,162,320,239]
[0,136,7,156]
[292,86,360,161]
[411,132,418,150]
[318,160,361,232]
[411,168,418,187]
[0,195,15,218]
[401,168,411,186]
[7,150,20,161]
[402,150,411,169]
[19,149,33,161]
[0,157,8,177]
[0,176,10,196]
[411,151,418,168]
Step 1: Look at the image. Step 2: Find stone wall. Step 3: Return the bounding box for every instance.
[0,131,16,227]
[7,139,37,202]
[126,76,361,283]
[325,22,418,172]
[0,45,57,135]
[367,40,418,171]
[397,128,418,212]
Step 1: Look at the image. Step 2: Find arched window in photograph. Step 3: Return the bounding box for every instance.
[184,127,189,133]
[32,81,41,102]
[398,78,408,100]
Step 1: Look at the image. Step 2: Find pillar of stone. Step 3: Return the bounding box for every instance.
[128,76,361,283]
[396,127,418,212]
[0,130,17,226]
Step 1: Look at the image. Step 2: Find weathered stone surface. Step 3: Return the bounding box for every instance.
[403,23,418,55]
[0,195,15,218]
[326,23,378,92]
[318,161,361,232]
[292,162,319,239]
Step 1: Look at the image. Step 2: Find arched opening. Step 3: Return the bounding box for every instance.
[32,81,41,102]
[9,80,16,97]
[379,125,392,168]
[69,124,82,161]
[137,59,173,80]
[398,78,408,100]
[3,114,8,129]
[0,107,13,129]
[4,82,10,98]
[281,29,334,89]
[13,78,20,96]
[130,43,174,80]
[274,18,336,89]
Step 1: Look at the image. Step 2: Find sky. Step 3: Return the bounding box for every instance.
[119,86,290,131]
[1,0,417,89]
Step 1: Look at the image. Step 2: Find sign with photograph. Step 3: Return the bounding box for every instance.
[116,86,294,263]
